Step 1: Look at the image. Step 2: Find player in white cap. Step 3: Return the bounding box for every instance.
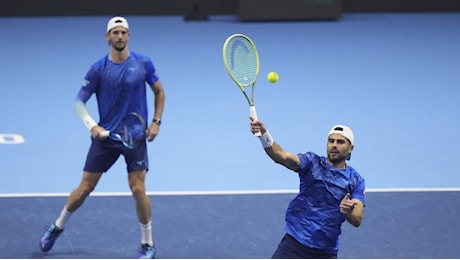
[249,117,365,258]
[39,16,165,259]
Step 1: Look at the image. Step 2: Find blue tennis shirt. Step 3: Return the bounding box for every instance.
[75,51,159,133]
[285,152,365,254]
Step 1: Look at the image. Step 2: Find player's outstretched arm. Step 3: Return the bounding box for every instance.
[265,142,300,172]
[249,116,300,172]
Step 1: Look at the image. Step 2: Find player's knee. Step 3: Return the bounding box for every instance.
[78,188,92,199]
[130,184,146,198]
[77,182,97,197]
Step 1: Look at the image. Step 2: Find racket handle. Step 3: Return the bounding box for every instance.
[250,105,262,137]
[101,130,110,138]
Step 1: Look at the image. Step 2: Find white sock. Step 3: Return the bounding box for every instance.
[140,220,154,246]
[54,206,73,229]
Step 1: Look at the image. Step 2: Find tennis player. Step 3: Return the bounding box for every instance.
[249,117,365,259]
[39,16,165,259]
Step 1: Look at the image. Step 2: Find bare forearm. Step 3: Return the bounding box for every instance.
[151,80,165,120]
[153,91,165,120]
[250,118,300,172]
[264,142,300,172]
[345,213,362,227]
[343,202,363,227]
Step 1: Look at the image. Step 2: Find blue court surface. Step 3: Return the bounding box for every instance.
[1,13,459,258]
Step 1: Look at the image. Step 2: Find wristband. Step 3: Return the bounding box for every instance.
[259,131,274,148]
[82,115,97,131]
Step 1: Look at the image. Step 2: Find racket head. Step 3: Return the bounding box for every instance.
[223,34,260,89]
[112,112,147,148]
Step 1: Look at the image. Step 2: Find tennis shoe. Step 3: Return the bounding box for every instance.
[138,243,156,259]
[39,224,63,252]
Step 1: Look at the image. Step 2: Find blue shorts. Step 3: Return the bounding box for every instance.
[83,137,149,173]
[271,234,337,259]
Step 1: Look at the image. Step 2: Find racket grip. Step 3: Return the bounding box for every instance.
[101,130,110,138]
[249,105,262,137]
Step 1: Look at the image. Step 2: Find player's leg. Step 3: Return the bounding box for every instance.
[129,169,151,224]
[65,171,104,211]
[128,169,156,259]
[123,138,155,258]
[39,138,121,252]
[39,171,103,252]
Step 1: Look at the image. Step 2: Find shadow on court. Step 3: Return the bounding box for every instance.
[1,191,459,259]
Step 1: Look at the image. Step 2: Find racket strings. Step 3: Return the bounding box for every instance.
[121,124,134,147]
[225,38,258,86]
[118,114,146,145]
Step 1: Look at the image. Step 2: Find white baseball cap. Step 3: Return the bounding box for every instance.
[328,125,354,145]
[107,16,129,32]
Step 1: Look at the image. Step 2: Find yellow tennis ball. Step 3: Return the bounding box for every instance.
[267,72,279,83]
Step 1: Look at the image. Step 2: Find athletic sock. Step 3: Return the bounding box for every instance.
[140,220,154,246]
[54,206,73,229]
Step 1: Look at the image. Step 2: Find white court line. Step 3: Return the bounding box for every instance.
[0,187,459,198]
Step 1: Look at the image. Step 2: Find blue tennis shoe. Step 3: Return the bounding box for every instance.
[39,224,63,252]
[138,243,156,259]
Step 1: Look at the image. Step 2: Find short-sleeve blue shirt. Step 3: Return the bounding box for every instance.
[284,152,365,254]
[76,51,159,133]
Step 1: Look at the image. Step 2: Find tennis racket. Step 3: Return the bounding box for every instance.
[103,112,147,149]
[222,34,261,136]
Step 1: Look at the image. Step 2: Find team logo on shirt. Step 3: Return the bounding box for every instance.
[82,79,90,87]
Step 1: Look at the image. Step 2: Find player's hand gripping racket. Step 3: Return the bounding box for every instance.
[223,34,261,136]
[102,112,147,149]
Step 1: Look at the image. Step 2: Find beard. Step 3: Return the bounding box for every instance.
[327,152,348,164]
[111,40,127,52]
[328,156,343,164]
